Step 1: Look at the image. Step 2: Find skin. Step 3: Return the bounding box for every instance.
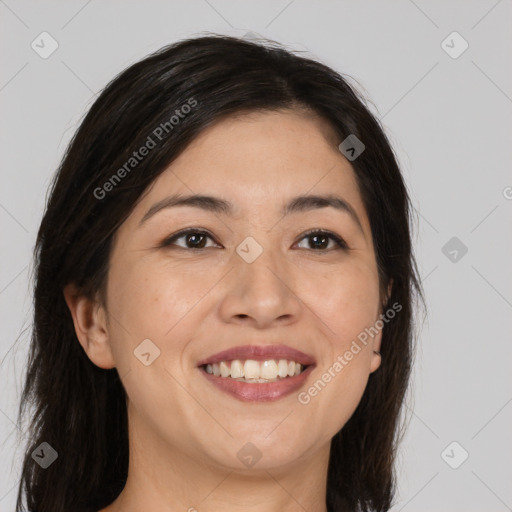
[64,109,384,512]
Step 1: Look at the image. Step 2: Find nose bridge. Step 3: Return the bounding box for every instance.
[237,235,286,292]
[219,232,301,327]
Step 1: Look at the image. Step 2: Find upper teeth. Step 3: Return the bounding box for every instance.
[205,359,303,380]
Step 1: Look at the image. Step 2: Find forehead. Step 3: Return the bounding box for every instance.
[138,109,365,217]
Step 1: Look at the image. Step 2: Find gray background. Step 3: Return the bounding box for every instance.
[1,1,511,510]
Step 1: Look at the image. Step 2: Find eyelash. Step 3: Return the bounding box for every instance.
[160,227,348,252]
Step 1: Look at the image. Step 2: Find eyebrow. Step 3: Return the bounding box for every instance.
[139,193,364,232]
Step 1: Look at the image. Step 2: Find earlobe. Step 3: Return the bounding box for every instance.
[63,284,116,370]
[369,321,383,374]
[371,280,391,374]
[383,278,394,308]
[370,349,382,373]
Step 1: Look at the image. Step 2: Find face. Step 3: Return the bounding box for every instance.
[70,109,383,474]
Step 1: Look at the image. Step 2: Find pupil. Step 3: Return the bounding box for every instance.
[188,234,205,248]
[311,234,327,249]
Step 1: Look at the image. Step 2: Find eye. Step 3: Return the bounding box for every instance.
[159,228,348,252]
[295,229,348,251]
[160,228,219,250]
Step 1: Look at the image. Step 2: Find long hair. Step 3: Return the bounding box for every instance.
[15,33,422,512]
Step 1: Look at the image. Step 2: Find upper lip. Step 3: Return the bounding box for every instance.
[197,344,316,367]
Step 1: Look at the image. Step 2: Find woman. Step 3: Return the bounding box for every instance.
[16,34,422,512]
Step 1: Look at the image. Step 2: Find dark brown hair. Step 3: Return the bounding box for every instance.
[15,33,422,512]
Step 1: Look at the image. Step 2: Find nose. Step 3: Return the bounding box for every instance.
[218,243,303,329]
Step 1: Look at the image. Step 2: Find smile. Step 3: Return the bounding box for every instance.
[197,344,316,402]
[203,359,306,382]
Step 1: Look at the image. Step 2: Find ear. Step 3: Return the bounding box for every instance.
[370,278,394,373]
[369,334,382,373]
[387,278,393,300]
[63,283,116,369]
[383,278,393,307]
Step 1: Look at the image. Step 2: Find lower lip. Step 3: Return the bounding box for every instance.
[199,365,315,402]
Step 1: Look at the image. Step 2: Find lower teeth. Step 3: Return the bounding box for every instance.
[232,377,284,383]
[203,365,306,381]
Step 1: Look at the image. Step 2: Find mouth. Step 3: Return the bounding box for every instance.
[201,359,309,382]
[197,345,316,402]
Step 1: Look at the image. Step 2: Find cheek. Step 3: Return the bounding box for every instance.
[303,258,381,349]
[104,261,217,445]
[105,256,213,374]
[302,260,379,386]
[295,259,380,435]
[109,258,206,331]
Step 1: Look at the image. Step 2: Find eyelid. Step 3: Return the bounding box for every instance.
[160,227,219,249]
[159,227,348,251]
[295,228,349,250]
